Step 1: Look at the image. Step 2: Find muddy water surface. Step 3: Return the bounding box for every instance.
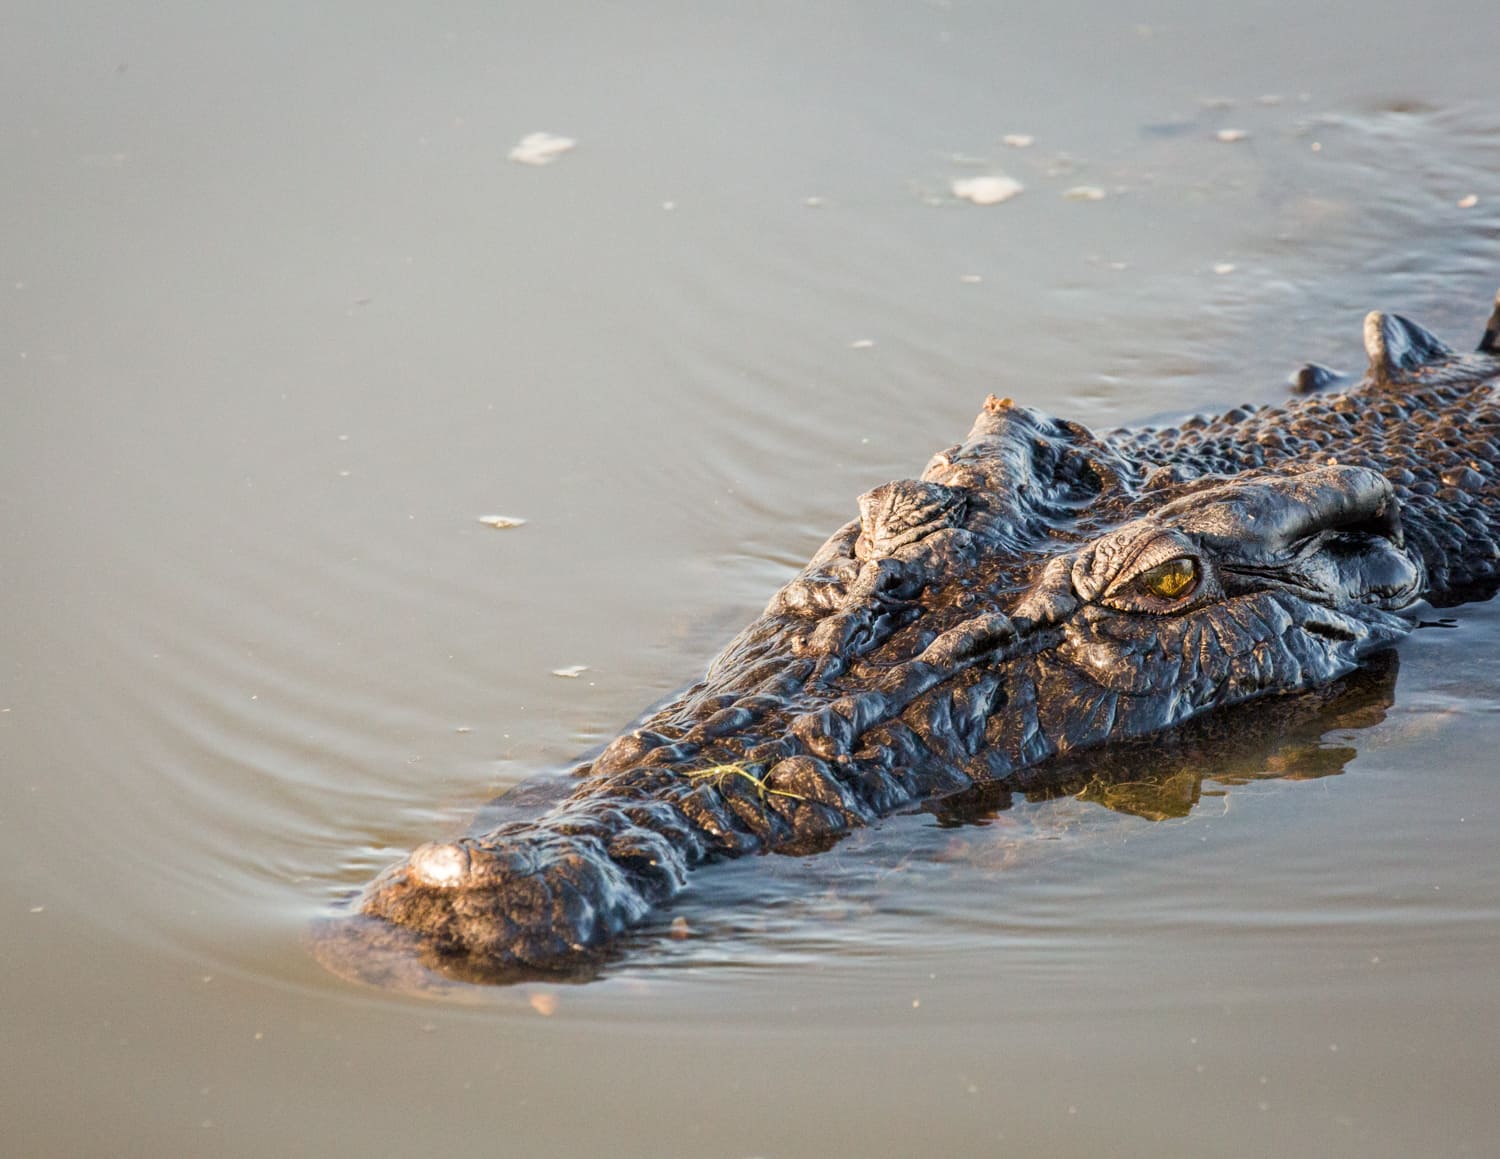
[4,3,1499,1156]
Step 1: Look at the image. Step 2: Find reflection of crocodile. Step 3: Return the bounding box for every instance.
[333,294,1500,981]
[930,648,1400,831]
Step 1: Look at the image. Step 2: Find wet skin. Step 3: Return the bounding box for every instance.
[324,294,1500,982]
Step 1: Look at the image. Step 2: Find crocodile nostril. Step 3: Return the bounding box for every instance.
[407,842,472,887]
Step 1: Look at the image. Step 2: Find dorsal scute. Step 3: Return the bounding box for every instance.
[1363,311,1454,384]
[1478,288,1500,355]
[1289,362,1348,394]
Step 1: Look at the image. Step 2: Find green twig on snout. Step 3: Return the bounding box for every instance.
[680,762,809,803]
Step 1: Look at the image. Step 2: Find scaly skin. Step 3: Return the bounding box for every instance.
[336,295,1500,980]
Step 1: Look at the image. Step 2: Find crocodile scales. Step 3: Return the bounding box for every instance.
[330,293,1500,981]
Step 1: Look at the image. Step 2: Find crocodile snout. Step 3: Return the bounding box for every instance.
[406,842,473,888]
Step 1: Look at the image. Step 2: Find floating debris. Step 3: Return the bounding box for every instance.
[551,664,589,678]
[1002,133,1035,148]
[1062,185,1107,201]
[850,338,876,349]
[1213,262,1237,275]
[1216,128,1249,143]
[477,514,527,530]
[951,175,1024,205]
[680,762,809,803]
[508,132,576,166]
[804,195,826,208]
[1458,194,1479,209]
[959,273,983,284]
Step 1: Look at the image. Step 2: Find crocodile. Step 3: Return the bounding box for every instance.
[329,292,1500,982]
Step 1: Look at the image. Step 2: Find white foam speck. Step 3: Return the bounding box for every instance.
[508,132,577,166]
[951,175,1024,205]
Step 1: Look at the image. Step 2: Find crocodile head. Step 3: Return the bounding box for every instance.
[325,297,1500,982]
[749,408,1423,787]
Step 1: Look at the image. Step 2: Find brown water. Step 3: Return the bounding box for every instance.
[4,3,1499,1156]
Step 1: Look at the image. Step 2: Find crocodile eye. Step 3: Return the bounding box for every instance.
[1136,556,1199,601]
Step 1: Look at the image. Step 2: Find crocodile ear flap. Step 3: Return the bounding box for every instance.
[1363,311,1454,383]
[1478,288,1500,355]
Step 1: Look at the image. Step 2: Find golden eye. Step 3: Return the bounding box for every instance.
[1137,556,1199,601]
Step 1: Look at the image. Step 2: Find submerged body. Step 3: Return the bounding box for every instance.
[339,297,1500,980]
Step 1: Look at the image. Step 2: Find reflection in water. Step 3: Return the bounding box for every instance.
[316,652,1402,994]
[932,650,1398,826]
